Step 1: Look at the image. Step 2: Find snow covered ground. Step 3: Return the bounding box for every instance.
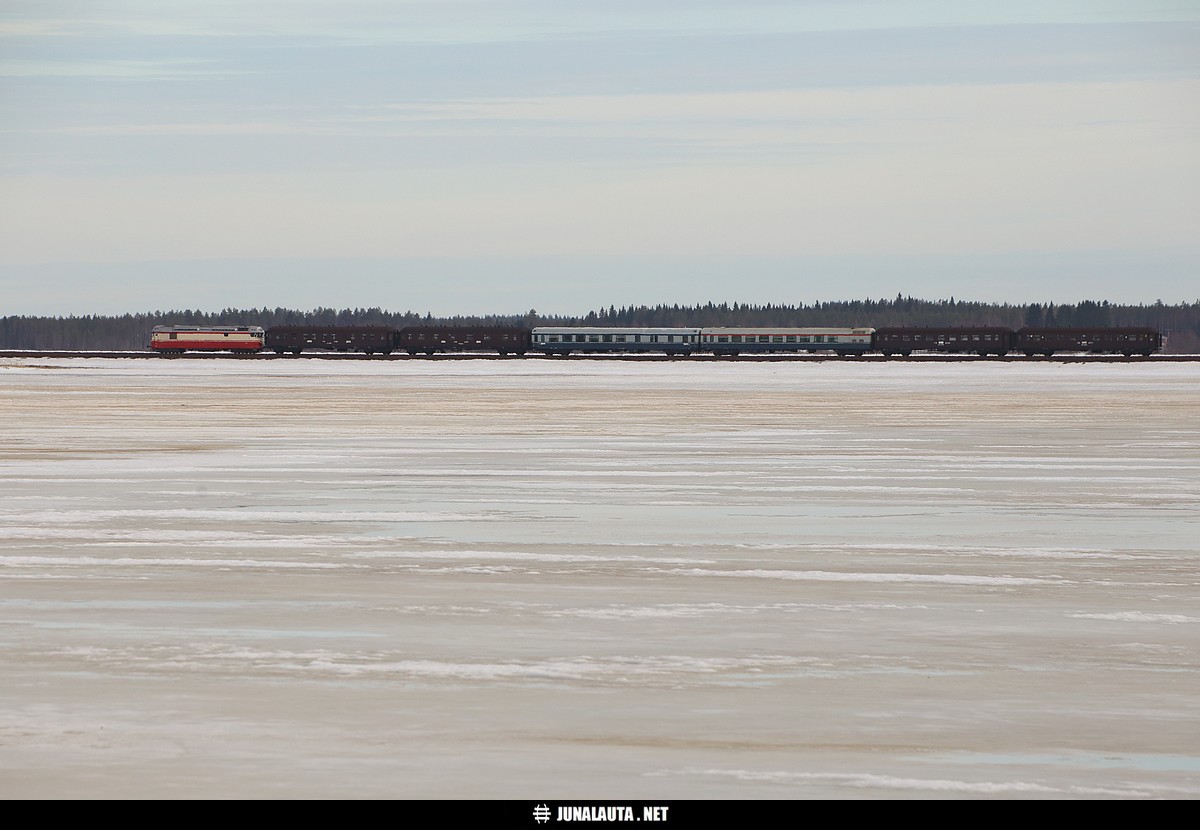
[1,357,1198,799]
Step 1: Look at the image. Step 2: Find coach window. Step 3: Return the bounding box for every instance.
[602,334,612,342]
[772,336,783,343]
[786,335,796,343]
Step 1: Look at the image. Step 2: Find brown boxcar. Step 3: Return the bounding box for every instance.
[872,327,1014,356]
[397,326,531,356]
[1014,327,1162,357]
[265,325,398,355]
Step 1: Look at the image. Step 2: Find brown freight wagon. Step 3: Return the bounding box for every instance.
[396,326,531,356]
[1014,327,1162,357]
[265,325,398,355]
[872,327,1014,356]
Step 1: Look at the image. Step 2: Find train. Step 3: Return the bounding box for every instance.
[149,325,267,353]
[149,323,1165,357]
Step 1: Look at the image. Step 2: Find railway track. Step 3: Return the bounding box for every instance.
[2,351,1195,363]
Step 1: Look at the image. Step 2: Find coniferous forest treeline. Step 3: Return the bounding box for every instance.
[2,297,1198,354]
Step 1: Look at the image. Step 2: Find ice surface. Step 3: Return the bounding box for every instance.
[1,357,1198,799]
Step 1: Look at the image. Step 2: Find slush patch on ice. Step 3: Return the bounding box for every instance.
[1069,611,1198,624]
[551,602,920,619]
[2,508,503,524]
[60,646,835,684]
[300,653,822,682]
[558,605,727,620]
[733,542,1155,560]
[0,526,349,547]
[0,555,354,569]
[652,767,1152,797]
[660,568,1064,586]
[346,549,711,565]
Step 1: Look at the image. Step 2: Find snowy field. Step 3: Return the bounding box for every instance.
[1,357,1198,800]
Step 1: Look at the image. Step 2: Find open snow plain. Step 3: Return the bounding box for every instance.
[1,356,1197,800]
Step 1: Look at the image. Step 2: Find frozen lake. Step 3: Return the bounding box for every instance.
[1,357,1198,799]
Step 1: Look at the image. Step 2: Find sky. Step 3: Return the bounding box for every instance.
[1,1,1198,318]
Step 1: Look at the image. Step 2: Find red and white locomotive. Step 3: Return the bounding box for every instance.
[149,325,265,354]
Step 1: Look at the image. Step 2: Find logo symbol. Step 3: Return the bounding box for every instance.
[533,804,552,824]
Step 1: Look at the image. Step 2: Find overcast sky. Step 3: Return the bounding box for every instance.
[2,1,1197,317]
